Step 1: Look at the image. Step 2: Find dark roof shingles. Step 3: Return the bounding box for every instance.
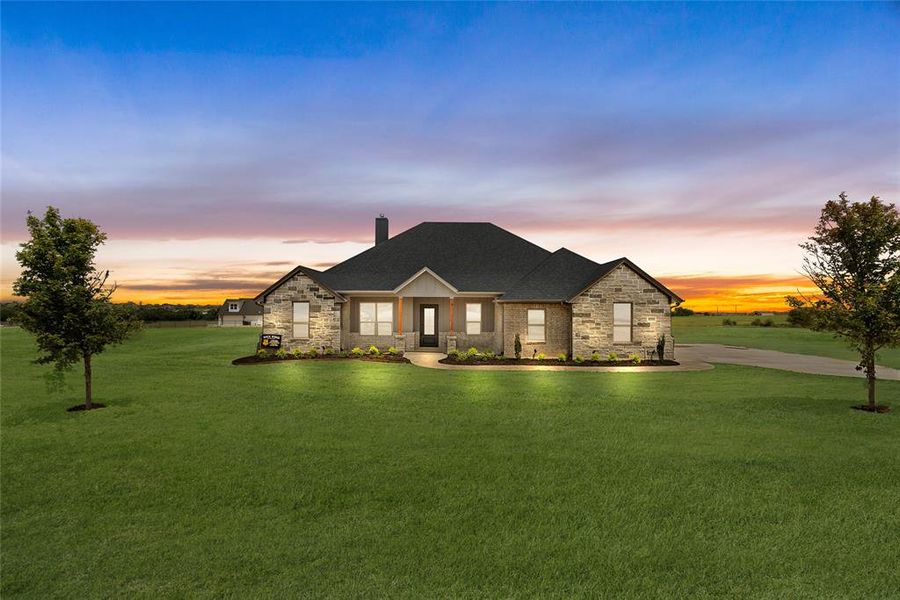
[219,298,263,316]
[319,222,551,292]
[500,249,619,301]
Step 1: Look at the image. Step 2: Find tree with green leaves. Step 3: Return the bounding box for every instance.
[787,193,900,412]
[13,207,140,410]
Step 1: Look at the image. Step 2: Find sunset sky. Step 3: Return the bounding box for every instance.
[2,2,898,311]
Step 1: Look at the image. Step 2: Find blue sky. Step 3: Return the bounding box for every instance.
[2,2,898,308]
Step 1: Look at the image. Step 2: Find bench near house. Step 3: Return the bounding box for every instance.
[255,217,684,359]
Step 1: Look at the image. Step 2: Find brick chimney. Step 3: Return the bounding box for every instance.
[375,214,389,245]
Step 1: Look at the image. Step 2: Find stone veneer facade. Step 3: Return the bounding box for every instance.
[502,303,571,358]
[262,272,341,351]
[261,264,674,357]
[570,264,673,360]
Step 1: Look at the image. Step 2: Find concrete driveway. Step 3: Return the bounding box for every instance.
[677,344,900,380]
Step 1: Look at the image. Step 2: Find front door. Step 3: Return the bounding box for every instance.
[419,304,439,347]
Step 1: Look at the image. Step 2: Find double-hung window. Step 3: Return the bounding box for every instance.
[360,302,393,336]
[466,303,482,335]
[292,301,310,338]
[613,302,632,342]
[527,309,545,342]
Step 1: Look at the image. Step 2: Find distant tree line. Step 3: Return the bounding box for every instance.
[120,303,219,322]
[1,300,217,324]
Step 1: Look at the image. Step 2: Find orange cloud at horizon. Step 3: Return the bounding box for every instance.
[658,274,818,312]
[0,273,817,314]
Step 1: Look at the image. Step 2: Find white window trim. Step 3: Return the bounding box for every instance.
[292,301,310,339]
[466,302,482,335]
[360,301,393,336]
[613,302,632,343]
[527,308,546,343]
[228,302,239,312]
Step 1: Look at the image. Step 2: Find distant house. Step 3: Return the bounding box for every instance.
[255,217,684,358]
[217,299,263,327]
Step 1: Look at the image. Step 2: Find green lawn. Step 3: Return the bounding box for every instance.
[2,327,899,598]
[673,315,900,369]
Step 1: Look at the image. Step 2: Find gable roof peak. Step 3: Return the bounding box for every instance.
[321,221,551,292]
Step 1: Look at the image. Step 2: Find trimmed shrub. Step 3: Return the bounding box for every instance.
[351,347,364,357]
[307,348,318,358]
[291,347,305,359]
[256,349,269,359]
[386,346,400,356]
[656,335,666,360]
[536,352,546,361]
[367,345,381,356]
[275,348,287,359]
[590,352,601,362]
[447,348,460,358]
[557,352,567,362]
[607,352,618,362]
[483,349,496,359]
[466,346,479,358]
[323,347,335,356]
[574,355,584,363]
[628,352,641,364]
[514,333,522,359]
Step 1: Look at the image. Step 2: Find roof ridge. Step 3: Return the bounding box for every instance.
[500,250,563,296]
[323,222,428,274]
[485,223,552,255]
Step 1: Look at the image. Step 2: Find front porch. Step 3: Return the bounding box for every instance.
[341,294,502,354]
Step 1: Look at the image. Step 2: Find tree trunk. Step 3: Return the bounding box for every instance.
[83,353,93,410]
[867,355,876,411]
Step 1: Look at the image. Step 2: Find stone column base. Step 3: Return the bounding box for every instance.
[394,334,407,352]
[446,335,458,353]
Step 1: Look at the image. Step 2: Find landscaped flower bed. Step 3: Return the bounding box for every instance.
[232,345,410,365]
[439,347,678,367]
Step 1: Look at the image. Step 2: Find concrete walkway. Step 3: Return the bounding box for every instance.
[405,345,900,380]
[404,351,712,373]
[677,343,900,380]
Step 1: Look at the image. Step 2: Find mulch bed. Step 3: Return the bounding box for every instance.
[67,403,107,412]
[851,404,891,413]
[439,357,679,367]
[232,354,410,366]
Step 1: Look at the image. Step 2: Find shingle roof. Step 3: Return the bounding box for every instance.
[499,253,683,303]
[499,249,620,301]
[319,222,551,292]
[261,222,683,303]
[219,298,263,316]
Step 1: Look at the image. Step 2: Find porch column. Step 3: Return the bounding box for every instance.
[394,296,407,351]
[449,297,454,332]
[446,297,457,353]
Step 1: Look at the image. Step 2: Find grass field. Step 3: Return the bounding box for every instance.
[2,327,899,598]
[673,315,900,369]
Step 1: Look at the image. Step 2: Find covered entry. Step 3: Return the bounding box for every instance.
[419,304,439,347]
